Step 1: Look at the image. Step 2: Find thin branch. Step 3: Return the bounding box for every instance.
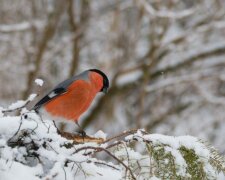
[194,83,225,106]
[104,129,147,143]
[7,116,23,144]
[74,146,136,180]
[151,44,225,79]
[146,71,225,93]
[138,0,195,19]
[92,161,120,171]
[63,166,67,180]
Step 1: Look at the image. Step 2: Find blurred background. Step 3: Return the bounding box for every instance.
[0,0,225,154]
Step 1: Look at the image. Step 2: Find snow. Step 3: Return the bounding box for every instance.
[35,79,44,87]
[150,177,160,180]
[93,130,107,140]
[0,105,224,179]
[8,100,26,110]
[0,116,21,135]
[1,93,37,113]
[0,113,123,180]
[28,94,37,101]
[125,132,221,178]
[0,161,42,180]
[164,146,187,176]
[116,70,142,86]
[132,133,210,158]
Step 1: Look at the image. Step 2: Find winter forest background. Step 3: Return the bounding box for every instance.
[1,0,225,179]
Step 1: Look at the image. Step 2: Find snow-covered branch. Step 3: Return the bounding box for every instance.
[0,104,224,179]
[1,94,37,114]
[0,21,44,33]
[146,70,225,93]
[138,0,195,19]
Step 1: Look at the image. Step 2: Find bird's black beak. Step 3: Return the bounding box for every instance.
[102,87,108,94]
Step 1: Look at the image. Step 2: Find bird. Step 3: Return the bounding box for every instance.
[32,69,109,135]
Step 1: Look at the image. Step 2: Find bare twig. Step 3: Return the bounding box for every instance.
[138,0,195,19]
[74,146,136,179]
[7,116,23,143]
[91,160,120,171]
[104,129,147,143]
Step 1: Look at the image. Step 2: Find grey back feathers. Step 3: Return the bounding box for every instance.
[53,70,89,90]
[33,70,89,111]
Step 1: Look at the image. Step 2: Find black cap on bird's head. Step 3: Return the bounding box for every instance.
[89,69,109,93]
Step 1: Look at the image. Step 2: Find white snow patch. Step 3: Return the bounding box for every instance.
[116,70,142,86]
[0,160,42,180]
[8,100,26,110]
[28,94,37,101]
[93,130,107,140]
[35,79,44,86]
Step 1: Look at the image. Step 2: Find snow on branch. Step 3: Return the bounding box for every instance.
[195,83,225,106]
[0,21,44,33]
[1,94,37,114]
[146,70,225,93]
[0,100,224,180]
[35,79,44,87]
[152,43,225,79]
[138,0,195,19]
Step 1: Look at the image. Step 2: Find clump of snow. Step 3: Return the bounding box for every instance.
[8,100,26,110]
[2,94,37,112]
[93,130,107,140]
[28,94,37,101]
[35,79,44,87]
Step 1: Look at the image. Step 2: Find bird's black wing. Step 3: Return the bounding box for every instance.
[32,70,89,111]
[33,87,66,111]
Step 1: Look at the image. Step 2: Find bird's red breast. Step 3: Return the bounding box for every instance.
[43,72,103,122]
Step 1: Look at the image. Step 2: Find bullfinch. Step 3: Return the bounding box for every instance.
[33,69,109,133]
